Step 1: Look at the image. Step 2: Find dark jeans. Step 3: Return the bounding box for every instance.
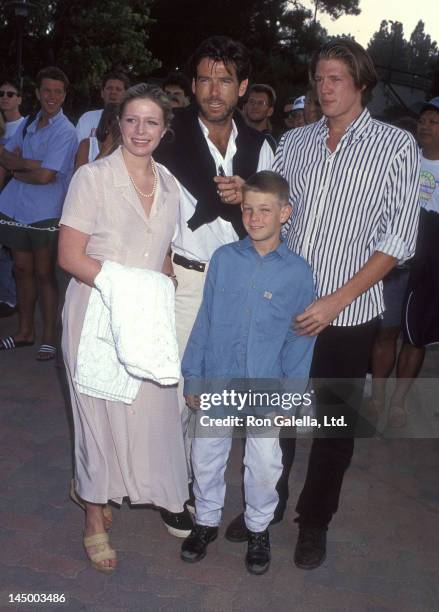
[276,319,378,528]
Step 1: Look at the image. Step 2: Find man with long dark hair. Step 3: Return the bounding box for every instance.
[156,35,274,538]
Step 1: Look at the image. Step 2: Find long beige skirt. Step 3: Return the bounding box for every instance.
[62,278,189,511]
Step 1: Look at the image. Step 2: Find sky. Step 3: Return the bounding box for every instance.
[302,0,439,48]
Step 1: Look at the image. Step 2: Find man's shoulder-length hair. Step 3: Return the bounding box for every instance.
[309,38,378,106]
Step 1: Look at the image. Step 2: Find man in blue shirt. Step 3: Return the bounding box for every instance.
[180,171,315,575]
[0,67,77,360]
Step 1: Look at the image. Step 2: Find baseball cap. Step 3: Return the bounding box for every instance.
[420,96,439,114]
[292,95,305,112]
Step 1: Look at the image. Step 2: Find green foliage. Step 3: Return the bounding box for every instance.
[0,0,362,116]
[408,21,438,75]
[368,19,438,78]
[148,1,329,99]
[52,0,160,109]
[367,20,409,72]
[313,0,360,20]
[0,0,159,115]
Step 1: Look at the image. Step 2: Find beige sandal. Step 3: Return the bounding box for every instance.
[83,532,117,573]
[388,403,408,428]
[363,398,383,426]
[69,480,113,530]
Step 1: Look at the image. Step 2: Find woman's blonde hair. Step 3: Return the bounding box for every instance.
[119,83,173,130]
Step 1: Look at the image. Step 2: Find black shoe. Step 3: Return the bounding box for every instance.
[181,524,218,563]
[225,511,283,543]
[160,507,193,538]
[245,529,271,575]
[294,527,327,569]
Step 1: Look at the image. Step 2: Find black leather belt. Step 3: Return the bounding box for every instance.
[173,253,206,272]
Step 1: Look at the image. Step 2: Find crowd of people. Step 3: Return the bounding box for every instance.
[0,33,437,577]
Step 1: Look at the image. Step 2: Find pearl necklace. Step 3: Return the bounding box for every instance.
[129,158,158,198]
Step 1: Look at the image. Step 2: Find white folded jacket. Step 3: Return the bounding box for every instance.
[74,260,180,404]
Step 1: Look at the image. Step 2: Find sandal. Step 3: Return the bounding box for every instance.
[69,480,113,530]
[36,344,56,361]
[0,336,34,350]
[363,398,383,425]
[388,404,408,429]
[83,532,117,573]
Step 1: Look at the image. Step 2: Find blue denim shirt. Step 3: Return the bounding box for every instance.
[182,237,316,395]
[0,109,77,223]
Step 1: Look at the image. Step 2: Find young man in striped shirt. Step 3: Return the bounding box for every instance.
[249,39,419,569]
[280,40,419,569]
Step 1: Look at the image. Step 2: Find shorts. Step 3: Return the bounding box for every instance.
[0,213,59,253]
[402,208,439,346]
[380,267,410,328]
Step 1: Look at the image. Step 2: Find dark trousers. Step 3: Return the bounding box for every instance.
[276,319,378,528]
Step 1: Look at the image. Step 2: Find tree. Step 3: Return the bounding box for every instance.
[312,0,360,21]
[147,1,327,90]
[367,20,409,72]
[0,0,159,115]
[51,0,159,109]
[408,20,438,75]
[368,19,438,79]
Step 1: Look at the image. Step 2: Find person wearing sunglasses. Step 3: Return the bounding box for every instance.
[0,79,25,146]
[0,79,25,319]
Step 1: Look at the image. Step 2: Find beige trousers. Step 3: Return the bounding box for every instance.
[173,258,209,478]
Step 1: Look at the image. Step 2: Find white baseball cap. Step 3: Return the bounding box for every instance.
[292,95,305,111]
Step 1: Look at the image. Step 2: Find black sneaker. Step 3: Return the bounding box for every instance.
[181,524,218,563]
[160,507,193,538]
[245,529,271,575]
[294,527,327,569]
[225,512,283,543]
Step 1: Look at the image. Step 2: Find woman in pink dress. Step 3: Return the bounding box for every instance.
[58,84,189,573]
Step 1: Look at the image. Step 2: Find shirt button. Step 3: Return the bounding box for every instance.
[144,252,149,257]
[251,283,256,289]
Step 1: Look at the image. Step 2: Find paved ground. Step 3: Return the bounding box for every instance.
[1,296,439,612]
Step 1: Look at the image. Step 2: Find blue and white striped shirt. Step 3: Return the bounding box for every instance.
[273,108,420,326]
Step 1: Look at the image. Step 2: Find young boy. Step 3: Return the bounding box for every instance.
[180,171,315,575]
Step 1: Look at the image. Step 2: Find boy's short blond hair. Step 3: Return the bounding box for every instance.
[242,171,290,205]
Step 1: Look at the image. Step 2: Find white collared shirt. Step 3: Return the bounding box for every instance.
[76,109,103,141]
[172,118,274,262]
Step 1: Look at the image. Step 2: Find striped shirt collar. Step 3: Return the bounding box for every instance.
[318,107,372,147]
